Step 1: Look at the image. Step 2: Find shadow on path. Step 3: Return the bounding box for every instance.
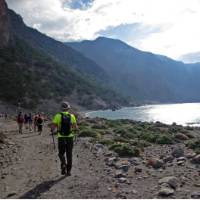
[19,176,66,199]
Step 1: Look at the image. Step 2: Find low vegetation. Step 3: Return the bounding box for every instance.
[109,143,140,157]
[186,138,200,154]
[78,118,199,157]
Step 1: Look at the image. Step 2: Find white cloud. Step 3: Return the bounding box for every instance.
[5,0,200,60]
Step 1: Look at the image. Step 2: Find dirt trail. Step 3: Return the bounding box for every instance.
[0,119,115,199]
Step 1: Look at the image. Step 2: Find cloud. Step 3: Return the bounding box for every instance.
[98,23,164,47]
[5,0,200,60]
[180,52,200,63]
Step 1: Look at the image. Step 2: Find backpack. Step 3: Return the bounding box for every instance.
[59,113,71,136]
[17,114,24,123]
[37,117,43,125]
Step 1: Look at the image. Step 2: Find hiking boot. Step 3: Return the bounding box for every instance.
[61,168,66,175]
[66,171,71,176]
[61,163,67,175]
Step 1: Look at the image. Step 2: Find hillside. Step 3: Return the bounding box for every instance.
[0,0,128,111]
[8,9,108,83]
[67,37,200,103]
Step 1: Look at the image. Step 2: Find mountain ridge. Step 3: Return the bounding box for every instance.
[67,37,200,103]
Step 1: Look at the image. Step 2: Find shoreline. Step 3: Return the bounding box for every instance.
[83,102,200,127]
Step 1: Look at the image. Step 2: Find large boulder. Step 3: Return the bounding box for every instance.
[185,152,196,159]
[172,147,184,158]
[158,176,178,189]
[105,157,118,166]
[191,154,200,164]
[114,170,126,178]
[158,187,174,196]
[147,158,164,169]
[175,133,189,140]
[191,192,200,199]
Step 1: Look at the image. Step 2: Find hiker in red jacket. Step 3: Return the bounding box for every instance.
[36,114,44,135]
[17,112,24,134]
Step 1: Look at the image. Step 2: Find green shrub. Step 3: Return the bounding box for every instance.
[128,128,138,134]
[140,132,158,143]
[137,140,151,147]
[79,129,97,138]
[135,126,144,131]
[156,135,174,144]
[114,129,127,135]
[91,124,107,129]
[168,126,182,133]
[184,132,195,139]
[105,121,117,128]
[99,139,114,146]
[185,126,195,131]
[109,143,140,157]
[114,128,137,140]
[186,139,200,153]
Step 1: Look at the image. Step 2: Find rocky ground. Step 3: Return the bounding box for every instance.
[0,117,200,199]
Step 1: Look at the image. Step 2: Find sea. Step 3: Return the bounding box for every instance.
[85,103,200,126]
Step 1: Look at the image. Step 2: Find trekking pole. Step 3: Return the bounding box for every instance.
[74,129,79,145]
[51,130,56,150]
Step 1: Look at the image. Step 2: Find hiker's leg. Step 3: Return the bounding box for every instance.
[58,138,66,167]
[37,125,41,134]
[66,137,73,173]
[19,123,23,134]
[34,124,36,132]
[39,125,42,135]
[29,123,31,131]
[18,123,21,133]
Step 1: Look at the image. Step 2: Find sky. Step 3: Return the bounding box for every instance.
[6,0,200,63]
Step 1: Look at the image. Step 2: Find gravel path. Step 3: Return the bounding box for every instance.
[0,119,115,199]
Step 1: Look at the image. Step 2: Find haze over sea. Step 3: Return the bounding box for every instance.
[86,103,200,126]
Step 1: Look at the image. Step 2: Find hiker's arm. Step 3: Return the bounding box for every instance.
[72,123,79,131]
[51,123,57,133]
[51,114,60,133]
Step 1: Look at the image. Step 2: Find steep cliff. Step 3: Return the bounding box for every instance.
[0,0,10,47]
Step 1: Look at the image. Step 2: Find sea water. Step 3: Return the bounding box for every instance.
[85,103,200,126]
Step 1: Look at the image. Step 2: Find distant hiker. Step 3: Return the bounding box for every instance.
[33,114,38,132]
[17,112,24,134]
[51,101,78,176]
[36,114,43,135]
[24,113,29,130]
[27,113,33,131]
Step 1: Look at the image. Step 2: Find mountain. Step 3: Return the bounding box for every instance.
[67,37,200,103]
[0,1,128,111]
[8,10,108,83]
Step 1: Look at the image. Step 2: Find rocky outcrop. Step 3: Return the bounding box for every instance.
[0,0,10,48]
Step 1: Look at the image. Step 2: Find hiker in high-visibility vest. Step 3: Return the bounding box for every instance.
[51,102,78,176]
